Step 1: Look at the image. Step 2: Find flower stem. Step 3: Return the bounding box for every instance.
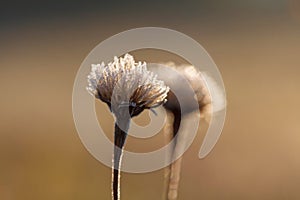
[112,117,130,200]
[163,110,182,200]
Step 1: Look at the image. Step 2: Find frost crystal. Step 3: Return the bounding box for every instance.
[87,54,169,109]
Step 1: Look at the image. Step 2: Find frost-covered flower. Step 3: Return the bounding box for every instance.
[87,54,169,117]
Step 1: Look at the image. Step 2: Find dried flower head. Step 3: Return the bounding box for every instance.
[86,54,170,200]
[87,54,169,117]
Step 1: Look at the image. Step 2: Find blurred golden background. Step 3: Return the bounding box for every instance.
[1,0,300,199]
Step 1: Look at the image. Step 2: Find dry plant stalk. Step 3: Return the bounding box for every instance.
[87,54,225,200]
[87,54,169,200]
[155,63,225,200]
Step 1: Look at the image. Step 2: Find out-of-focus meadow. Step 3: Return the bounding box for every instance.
[1,1,300,199]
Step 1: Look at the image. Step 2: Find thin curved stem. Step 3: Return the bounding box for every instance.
[163,110,183,200]
[112,118,130,200]
[168,152,183,200]
[167,111,182,200]
[162,111,175,200]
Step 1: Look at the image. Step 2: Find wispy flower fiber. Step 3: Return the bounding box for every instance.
[87,54,169,110]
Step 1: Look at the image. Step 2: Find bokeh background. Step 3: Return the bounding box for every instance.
[1,0,300,199]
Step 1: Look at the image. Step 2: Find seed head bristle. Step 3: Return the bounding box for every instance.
[87,54,169,110]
